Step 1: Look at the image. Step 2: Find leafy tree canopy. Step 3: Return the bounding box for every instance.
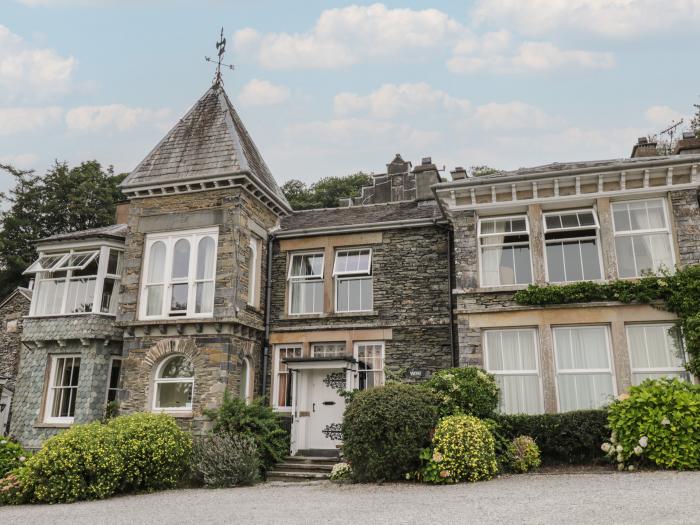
[282,172,372,210]
[0,160,125,297]
[469,165,499,177]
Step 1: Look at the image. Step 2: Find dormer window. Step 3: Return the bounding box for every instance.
[139,227,218,320]
[26,247,123,316]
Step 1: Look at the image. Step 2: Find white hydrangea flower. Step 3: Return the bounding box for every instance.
[639,436,648,448]
[633,446,643,456]
[0,440,6,445]
[617,453,624,463]
[19,456,26,462]
[616,444,623,452]
[617,463,625,471]
[661,417,671,426]
[628,465,636,472]
[601,443,612,453]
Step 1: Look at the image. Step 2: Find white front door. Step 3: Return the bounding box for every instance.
[305,369,345,450]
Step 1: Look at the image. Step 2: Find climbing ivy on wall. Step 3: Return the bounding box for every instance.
[513,265,700,376]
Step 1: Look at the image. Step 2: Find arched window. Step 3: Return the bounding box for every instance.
[170,239,191,315]
[195,236,216,314]
[153,355,194,411]
[240,358,253,405]
[146,241,166,316]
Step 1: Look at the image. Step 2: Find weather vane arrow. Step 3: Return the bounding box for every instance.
[205,27,235,85]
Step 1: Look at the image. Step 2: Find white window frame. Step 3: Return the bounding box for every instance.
[552,325,617,412]
[272,344,302,411]
[105,357,122,404]
[248,237,260,308]
[287,251,324,315]
[483,328,544,414]
[152,355,195,413]
[353,341,385,390]
[44,354,81,424]
[477,215,533,287]
[543,208,604,283]
[626,323,690,384]
[612,198,675,278]
[334,248,373,313]
[240,357,254,405]
[139,227,219,320]
[29,246,123,317]
[311,342,346,358]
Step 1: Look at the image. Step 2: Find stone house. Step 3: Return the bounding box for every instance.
[268,154,452,454]
[8,77,700,453]
[0,287,32,435]
[433,154,700,415]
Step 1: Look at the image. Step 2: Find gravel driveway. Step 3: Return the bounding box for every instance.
[2,471,699,524]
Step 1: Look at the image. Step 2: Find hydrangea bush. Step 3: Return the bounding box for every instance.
[0,439,29,478]
[507,436,541,473]
[418,415,498,484]
[426,367,499,419]
[329,462,352,481]
[604,378,700,471]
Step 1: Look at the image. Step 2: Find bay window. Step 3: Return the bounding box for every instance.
[553,326,615,411]
[612,199,674,278]
[484,329,543,414]
[27,247,122,316]
[44,355,81,424]
[288,252,324,315]
[140,228,218,319]
[334,248,372,312]
[478,216,532,287]
[544,209,602,282]
[273,345,301,409]
[627,324,689,385]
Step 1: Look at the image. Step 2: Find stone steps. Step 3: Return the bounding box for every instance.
[267,455,339,482]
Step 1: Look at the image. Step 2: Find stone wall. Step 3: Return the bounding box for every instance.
[270,225,453,378]
[670,188,700,266]
[10,339,122,449]
[0,291,30,391]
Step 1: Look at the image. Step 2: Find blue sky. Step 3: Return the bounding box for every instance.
[1,0,699,195]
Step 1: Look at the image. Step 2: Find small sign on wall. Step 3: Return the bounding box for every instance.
[408,369,430,379]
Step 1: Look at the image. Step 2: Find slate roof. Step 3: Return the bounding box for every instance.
[280,200,443,233]
[121,83,290,211]
[37,224,128,244]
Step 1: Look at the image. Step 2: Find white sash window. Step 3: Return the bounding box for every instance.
[544,209,602,282]
[612,199,674,278]
[334,248,372,312]
[288,252,324,315]
[354,342,385,390]
[627,324,690,385]
[273,345,302,410]
[44,355,81,424]
[478,216,532,287]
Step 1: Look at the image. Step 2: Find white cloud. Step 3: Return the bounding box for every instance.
[0,25,77,100]
[0,153,39,169]
[472,0,700,38]
[334,83,470,119]
[238,79,290,107]
[0,106,64,135]
[472,102,555,130]
[448,38,614,74]
[65,104,171,132]
[234,3,462,69]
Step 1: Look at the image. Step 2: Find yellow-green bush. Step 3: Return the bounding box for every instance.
[423,415,498,483]
[508,436,541,473]
[605,378,700,471]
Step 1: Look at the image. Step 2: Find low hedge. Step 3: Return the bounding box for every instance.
[342,383,440,482]
[492,410,608,465]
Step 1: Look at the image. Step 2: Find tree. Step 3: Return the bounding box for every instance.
[692,103,700,138]
[469,165,499,177]
[0,160,125,297]
[282,172,373,210]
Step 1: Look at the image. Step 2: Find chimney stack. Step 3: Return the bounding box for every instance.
[451,167,467,181]
[631,137,658,158]
[412,156,440,200]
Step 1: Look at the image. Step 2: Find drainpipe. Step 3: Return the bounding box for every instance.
[261,233,275,400]
[445,224,457,367]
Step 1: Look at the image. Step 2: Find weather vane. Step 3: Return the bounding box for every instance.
[205,27,234,85]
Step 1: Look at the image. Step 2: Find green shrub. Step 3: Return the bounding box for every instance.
[426,367,499,418]
[422,415,498,483]
[0,469,30,505]
[107,413,192,492]
[492,410,608,465]
[508,436,541,473]
[21,422,125,504]
[0,438,29,478]
[342,383,440,482]
[605,378,700,471]
[206,394,288,472]
[192,433,259,487]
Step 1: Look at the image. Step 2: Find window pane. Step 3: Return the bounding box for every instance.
[545,215,561,230]
[557,374,614,411]
[562,241,584,282]
[66,278,96,313]
[146,285,163,316]
[312,343,345,358]
[554,326,609,370]
[647,201,666,229]
[291,280,323,314]
[629,202,649,230]
[578,212,595,227]
[109,360,121,390]
[107,250,121,275]
[513,246,532,284]
[172,239,190,279]
[170,283,188,312]
[495,375,542,414]
[197,237,216,280]
[101,278,118,314]
[195,282,214,314]
[291,254,323,277]
[160,356,194,378]
[546,244,566,282]
[632,235,654,274]
[628,325,684,370]
[649,234,673,272]
[580,240,602,280]
[147,241,166,284]
[612,205,631,232]
[561,213,579,229]
[155,382,192,409]
[615,237,636,278]
[360,277,372,310]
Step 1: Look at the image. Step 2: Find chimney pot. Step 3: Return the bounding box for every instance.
[421,157,432,165]
[637,137,648,145]
[450,167,467,181]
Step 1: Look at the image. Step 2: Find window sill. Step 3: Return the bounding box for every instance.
[26,312,117,320]
[34,421,73,429]
[459,285,530,294]
[152,410,193,418]
[284,310,379,320]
